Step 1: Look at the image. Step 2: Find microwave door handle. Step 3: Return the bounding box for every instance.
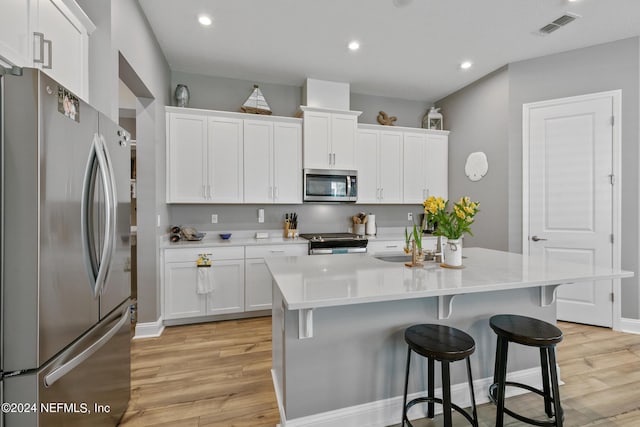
[346,176,352,197]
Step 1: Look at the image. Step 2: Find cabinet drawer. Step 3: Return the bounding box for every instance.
[165,246,245,262]
[366,241,405,255]
[245,244,308,258]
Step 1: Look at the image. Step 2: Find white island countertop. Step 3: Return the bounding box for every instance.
[266,247,633,311]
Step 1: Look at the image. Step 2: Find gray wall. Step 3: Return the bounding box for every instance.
[171,71,302,117]
[436,37,640,318]
[169,204,424,234]
[436,67,509,251]
[79,0,171,323]
[351,93,430,128]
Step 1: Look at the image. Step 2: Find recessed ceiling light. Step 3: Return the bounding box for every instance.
[460,61,473,70]
[198,14,212,26]
[348,41,360,51]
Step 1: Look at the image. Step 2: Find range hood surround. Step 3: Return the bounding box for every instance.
[302,78,351,111]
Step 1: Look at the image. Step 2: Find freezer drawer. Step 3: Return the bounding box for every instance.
[4,301,131,426]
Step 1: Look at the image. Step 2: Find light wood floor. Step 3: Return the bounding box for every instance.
[120,318,640,426]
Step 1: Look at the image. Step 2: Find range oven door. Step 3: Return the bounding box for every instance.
[303,169,357,202]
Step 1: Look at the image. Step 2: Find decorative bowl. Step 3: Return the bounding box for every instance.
[219,233,232,240]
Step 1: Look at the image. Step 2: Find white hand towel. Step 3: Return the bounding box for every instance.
[196,267,215,294]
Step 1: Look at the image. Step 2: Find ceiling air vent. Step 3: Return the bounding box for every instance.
[538,12,580,35]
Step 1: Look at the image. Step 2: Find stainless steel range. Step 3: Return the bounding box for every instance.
[299,233,368,255]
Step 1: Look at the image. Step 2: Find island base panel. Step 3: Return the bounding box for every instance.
[273,286,556,421]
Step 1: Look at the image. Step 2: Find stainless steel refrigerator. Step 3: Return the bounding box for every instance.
[1,67,132,426]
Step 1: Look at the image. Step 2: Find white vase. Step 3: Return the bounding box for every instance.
[444,238,463,267]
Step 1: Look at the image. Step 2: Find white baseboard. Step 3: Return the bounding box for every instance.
[275,367,544,427]
[619,317,640,334]
[133,317,165,339]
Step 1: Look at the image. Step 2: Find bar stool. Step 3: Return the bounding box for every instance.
[401,324,478,427]
[489,314,564,427]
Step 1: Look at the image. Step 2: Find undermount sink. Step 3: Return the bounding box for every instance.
[374,254,413,263]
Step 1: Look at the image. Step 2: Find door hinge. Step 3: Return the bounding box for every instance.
[609,174,615,185]
[610,234,614,244]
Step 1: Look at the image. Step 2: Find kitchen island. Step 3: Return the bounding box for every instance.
[267,248,632,427]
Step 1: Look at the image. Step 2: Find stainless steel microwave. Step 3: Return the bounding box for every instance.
[303,169,357,202]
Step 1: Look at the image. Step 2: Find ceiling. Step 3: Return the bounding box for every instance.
[139,0,640,104]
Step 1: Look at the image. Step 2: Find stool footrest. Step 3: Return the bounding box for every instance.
[404,396,476,427]
[489,382,563,427]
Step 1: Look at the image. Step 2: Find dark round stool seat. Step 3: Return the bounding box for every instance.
[405,324,476,361]
[401,324,478,427]
[490,314,563,347]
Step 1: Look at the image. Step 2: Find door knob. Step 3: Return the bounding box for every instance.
[531,236,547,242]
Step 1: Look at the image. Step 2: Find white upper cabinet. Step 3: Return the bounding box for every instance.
[244,118,302,203]
[167,113,208,202]
[302,106,361,170]
[1,0,93,99]
[208,117,244,203]
[166,109,243,203]
[356,126,403,204]
[403,130,449,203]
[0,0,31,67]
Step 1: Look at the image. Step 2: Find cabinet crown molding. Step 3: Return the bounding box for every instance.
[299,105,362,116]
[165,106,302,123]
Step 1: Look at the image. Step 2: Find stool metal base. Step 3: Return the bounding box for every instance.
[488,381,564,427]
[404,395,477,427]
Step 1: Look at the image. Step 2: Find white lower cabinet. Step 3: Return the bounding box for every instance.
[245,244,308,311]
[163,246,245,321]
[163,243,307,322]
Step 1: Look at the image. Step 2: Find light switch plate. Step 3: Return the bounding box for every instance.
[255,232,269,239]
[258,208,264,223]
[211,214,218,224]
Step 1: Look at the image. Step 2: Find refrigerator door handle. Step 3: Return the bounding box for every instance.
[81,134,114,297]
[96,134,118,296]
[43,304,130,387]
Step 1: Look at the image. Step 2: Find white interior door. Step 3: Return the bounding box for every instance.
[526,92,618,327]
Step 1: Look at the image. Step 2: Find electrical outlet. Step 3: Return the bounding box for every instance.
[407,212,413,221]
[211,214,218,224]
[258,208,264,223]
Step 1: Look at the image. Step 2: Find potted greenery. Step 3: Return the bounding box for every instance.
[423,196,480,266]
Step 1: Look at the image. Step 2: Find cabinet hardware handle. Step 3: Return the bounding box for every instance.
[33,32,45,65]
[328,153,332,165]
[531,236,548,242]
[380,188,383,200]
[202,185,206,199]
[274,186,279,200]
[43,38,52,69]
[270,250,285,253]
[386,245,399,248]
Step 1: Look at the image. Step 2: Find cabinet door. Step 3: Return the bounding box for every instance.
[425,135,448,200]
[0,0,31,66]
[36,0,87,98]
[331,114,357,170]
[303,111,331,169]
[167,113,208,202]
[164,261,206,320]
[356,129,379,204]
[206,259,245,315]
[208,117,244,203]
[378,130,403,203]
[245,258,272,311]
[273,121,302,203]
[403,132,428,203]
[244,120,273,203]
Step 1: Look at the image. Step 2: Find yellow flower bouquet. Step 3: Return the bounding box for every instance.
[423,196,480,240]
